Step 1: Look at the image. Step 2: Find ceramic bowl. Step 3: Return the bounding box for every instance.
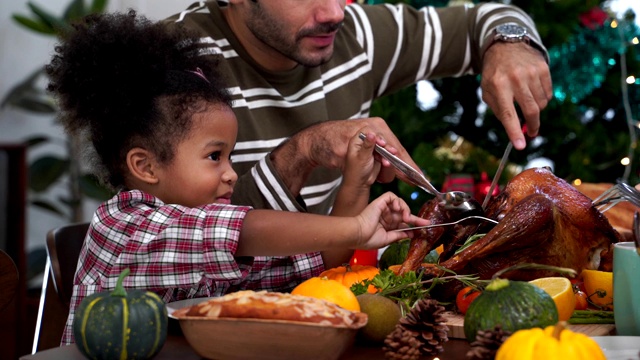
[170,299,367,360]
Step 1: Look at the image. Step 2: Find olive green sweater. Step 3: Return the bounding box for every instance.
[164,1,546,214]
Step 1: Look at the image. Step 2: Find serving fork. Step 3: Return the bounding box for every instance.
[592,180,640,213]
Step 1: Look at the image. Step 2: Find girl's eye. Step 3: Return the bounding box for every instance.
[209,151,221,161]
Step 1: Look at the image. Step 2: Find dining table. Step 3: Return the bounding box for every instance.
[20,320,472,360]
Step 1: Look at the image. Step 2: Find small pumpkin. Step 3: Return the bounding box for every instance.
[320,264,380,294]
[496,321,606,359]
[73,268,168,360]
[463,278,558,342]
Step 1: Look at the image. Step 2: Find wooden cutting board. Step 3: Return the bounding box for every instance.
[442,312,616,339]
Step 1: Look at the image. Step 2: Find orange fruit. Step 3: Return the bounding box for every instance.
[581,269,613,310]
[291,276,361,312]
[529,277,576,321]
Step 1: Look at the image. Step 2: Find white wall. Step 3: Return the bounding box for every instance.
[0,1,196,258]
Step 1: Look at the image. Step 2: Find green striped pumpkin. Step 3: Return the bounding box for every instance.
[463,278,559,343]
[73,268,168,360]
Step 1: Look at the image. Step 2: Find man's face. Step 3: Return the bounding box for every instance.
[246,0,346,67]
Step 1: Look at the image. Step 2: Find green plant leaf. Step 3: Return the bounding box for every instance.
[0,68,57,113]
[28,156,69,192]
[63,0,86,22]
[90,0,108,13]
[11,14,55,35]
[30,199,65,216]
[80,174,113,201]
[27,2,70,34]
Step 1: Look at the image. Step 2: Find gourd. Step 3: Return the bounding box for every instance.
[463,278,558,342]
[320,264,380,294]
[496,321,606,359]
[73,268,168,360]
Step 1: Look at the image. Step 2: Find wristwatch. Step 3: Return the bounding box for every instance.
[492,23,530,45]
[484,23,548,63]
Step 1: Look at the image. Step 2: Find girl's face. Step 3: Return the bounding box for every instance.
[154,104,238,208]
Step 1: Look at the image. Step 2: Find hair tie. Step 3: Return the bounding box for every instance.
[186,67,209,83]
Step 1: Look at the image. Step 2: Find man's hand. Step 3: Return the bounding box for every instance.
[480,42,553,150]
[271,117,420,195]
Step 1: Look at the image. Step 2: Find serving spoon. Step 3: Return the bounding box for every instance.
[360,133,478,212]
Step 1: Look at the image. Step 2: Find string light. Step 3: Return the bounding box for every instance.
[573,179,583,186]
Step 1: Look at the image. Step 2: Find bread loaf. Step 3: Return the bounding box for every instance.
[172,290,366,328]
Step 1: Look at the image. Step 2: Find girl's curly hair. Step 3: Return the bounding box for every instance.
[46,10,232,190]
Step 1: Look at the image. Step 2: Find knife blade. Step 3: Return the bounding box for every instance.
[481,142,512,210]
[481,125,532,210]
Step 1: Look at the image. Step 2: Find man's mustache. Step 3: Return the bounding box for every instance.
[299,21,344,37]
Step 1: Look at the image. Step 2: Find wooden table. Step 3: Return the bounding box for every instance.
[21,322,472,360]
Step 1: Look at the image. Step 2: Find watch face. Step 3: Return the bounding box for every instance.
[496,24,528,39]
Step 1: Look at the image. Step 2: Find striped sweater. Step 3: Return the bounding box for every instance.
[164,1,545,214]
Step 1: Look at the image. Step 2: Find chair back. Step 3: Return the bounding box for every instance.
[45,222,89,308]
[0,249,18,312]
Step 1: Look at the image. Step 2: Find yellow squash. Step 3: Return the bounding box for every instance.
[496,321,606,360]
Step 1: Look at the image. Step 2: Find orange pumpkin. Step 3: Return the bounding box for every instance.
[320,264,380,294]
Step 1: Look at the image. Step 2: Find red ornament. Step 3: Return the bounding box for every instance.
[349,249,378,267]
[474,171,499,203]
[442,173,474,194]
[579,7,609,30]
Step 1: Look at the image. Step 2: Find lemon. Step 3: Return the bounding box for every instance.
[581,269,613,310]
[291,276,361,312]
[356,294,401,343]
[529,277,576,321]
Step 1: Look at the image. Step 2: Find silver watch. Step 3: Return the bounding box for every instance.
[493,23,530,44]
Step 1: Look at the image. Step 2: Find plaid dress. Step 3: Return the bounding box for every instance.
[61,190,325,344]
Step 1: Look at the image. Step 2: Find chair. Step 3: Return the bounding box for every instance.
[0,249,18,312]
[46,222,90,308]
[32,222,89,353]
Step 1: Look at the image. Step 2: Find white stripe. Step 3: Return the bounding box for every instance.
[232,152,270,164]
[416,8,433,81]
[251,158,299,212]
[346,6,365,47]
[477,4,539,43]
[174,1,206,23]
[300,177,343,196]
[322,52,370,81]
[324,59,371,93]
[454,6,473,77]
[426,7,443,78]
[234,138,286,151]
[377,4,404,97]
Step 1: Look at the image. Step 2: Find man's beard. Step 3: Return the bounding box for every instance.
[247,4,342,67]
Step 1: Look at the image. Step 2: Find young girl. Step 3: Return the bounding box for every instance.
[46,11,427,345]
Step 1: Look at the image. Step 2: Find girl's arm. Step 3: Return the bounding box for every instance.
[235,192,428,257]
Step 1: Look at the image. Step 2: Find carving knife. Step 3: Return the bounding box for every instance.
[481,142,512,210]
[482,125,531,210]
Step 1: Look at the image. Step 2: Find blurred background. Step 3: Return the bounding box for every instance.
[0,0,639,358]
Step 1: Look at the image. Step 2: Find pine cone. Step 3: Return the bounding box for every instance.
[383,299,449,359]
[466,325,512,360]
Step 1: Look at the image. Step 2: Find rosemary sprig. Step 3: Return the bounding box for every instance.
[351,265,478,315]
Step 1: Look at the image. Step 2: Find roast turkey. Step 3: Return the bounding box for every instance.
[398,167,623,284]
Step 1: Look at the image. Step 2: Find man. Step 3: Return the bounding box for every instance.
[163,0,552,215]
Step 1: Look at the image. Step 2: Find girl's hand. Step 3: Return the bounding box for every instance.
[355,191,430,249]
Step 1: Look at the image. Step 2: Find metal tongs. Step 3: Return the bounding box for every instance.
[360,133,477,211]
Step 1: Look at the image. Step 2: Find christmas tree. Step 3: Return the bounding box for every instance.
[364,0,640,211]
